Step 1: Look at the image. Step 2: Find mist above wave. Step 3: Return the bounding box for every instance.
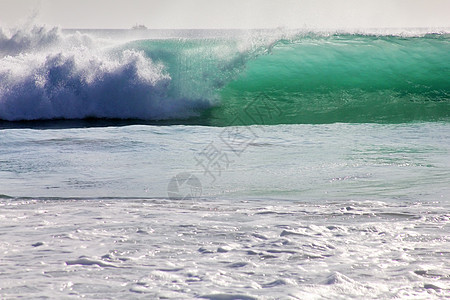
[0,26,97,57]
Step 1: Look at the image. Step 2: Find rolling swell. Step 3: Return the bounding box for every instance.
[0,27,449,124]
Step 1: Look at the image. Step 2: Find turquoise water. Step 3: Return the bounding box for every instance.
[130,34,450,125]
[1,123,449,200]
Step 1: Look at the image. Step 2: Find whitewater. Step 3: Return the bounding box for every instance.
[0,26,449,299]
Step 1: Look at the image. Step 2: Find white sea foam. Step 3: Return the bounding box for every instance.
[0,26,212,121]
[0,197,448,299]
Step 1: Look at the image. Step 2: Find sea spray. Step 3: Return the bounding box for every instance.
[0,26,213,121]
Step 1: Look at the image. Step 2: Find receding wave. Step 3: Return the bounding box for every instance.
[0,26,449,124]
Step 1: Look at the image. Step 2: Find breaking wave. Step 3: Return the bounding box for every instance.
[0,26,214,121]
[0,26,449,124]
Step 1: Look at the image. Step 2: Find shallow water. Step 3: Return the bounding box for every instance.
[1,123,449,298]
[1,197,449,299]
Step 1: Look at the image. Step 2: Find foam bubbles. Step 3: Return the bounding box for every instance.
[0,26,211,121]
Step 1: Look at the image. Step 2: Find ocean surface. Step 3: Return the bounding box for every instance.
[0,27,449,299]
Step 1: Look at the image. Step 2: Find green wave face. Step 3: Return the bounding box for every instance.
[215,35,450,125]
[132,34,450,125]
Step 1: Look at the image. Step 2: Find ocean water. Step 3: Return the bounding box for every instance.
[0,27,449,299]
